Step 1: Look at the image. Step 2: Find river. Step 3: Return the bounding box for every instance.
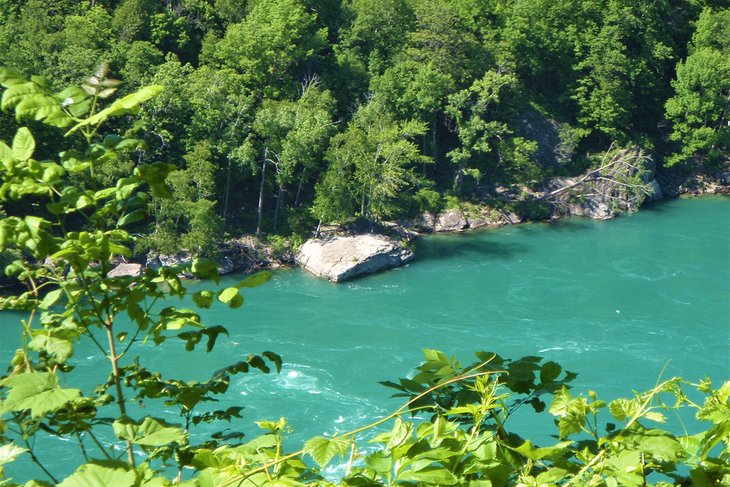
[1,196,729,481]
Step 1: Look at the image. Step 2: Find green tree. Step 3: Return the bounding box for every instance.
[209,0,328,99]
[111,0,154,43]
[446,70,541,192]
[144,141,223,256]
[573,2,674,142]
[313,99,429,223]
[337,0,415,77]
[664,8,730,167]
[246,80,336,233]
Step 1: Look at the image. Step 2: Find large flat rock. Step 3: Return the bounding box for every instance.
[296,234,414,282]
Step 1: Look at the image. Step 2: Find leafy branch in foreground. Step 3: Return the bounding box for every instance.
[144,350,729,487]
[0,68,280,485]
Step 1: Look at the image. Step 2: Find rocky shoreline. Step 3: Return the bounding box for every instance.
[267,163,730,282]
[2,164,726,288]
[122,163,729,283]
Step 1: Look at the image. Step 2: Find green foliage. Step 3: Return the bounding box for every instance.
[313,98,430,222]
[338,0,415,77]
[0,72,280,485]
[210,0,328,98]
[0,111,727,483]
[413,188,443,214]
[664,8,730,167]
[0,2,728,479]
[73,348,724,487]
[0,0,719,237]
[143,141,222,256]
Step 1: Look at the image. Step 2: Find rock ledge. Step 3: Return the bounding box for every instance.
[296,234,413,282]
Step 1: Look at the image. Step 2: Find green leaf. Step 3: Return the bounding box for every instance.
[113,416,185,447]
[117,209,146,227]
[93,187,116,200]
[38,288,63,309]
[1,372,81,418]
[511,440,572,461]
[190,258,220,283]
[203,325,228,352]
[140,477,172,487]
[192,290,214,309]
[263,351,283,373]
[218,287,240,306]
[624,425,684,462]
[398,466,458,485]
[12,127,34,161]
[604,450,643,487]
[134,162,175,185]
[235,271,272,288]
[609,398,640,421]
[58,461,136,487]
[644,411,666,423]
[540,361,562,383]
[303,435,353,468]
[66,85,163,135]
[700,421,730,460]
[0,141,12,161]
[29,334,73,362]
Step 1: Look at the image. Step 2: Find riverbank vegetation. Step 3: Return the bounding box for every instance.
[0,0,728,257]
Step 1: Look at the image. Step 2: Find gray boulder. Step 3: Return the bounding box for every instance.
[108,263,143,278]
[296,234,414,282]
[434,209,469,232]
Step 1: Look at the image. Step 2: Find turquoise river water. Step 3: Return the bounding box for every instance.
[1,196,729,480]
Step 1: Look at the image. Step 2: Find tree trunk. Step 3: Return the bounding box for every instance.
[222,157,232,221]
[104,318,135,467]
[294,168,306,207]
[454,163,464,195]
[432,115,439,164]
[256,158,267,235]
[273,183,285,232]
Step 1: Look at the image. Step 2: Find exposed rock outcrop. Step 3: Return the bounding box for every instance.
[108,263,143,278]
[146,252,193,269]
[656,165,730,197]
[540,146,660,220]
[434,209,469,232]
[296,234,414,282]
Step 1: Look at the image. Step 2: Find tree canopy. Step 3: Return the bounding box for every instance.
[0,0,726,250]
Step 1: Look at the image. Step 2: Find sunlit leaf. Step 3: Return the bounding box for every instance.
[1,372,81,418]
[192,290,214,309]
[235,271,272,288]
[12,127,34,161]
[29,334,73,362]
[113,416,185,447]
[398,466,458,485]
[0,443,27,465]
[58,461,136,487]
[190,258,219,283]
[304,435,353,468]
[38,288,62,309]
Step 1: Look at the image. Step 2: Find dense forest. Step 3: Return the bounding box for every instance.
[0,0,729,256]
